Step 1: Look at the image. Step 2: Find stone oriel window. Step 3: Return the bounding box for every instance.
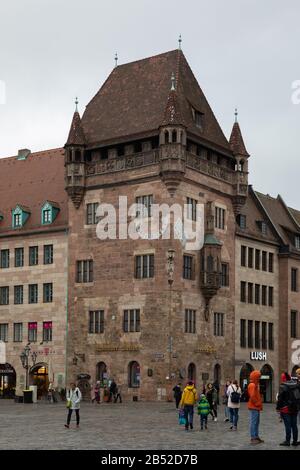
[76,260,93,283]
[185,309,196,333]
[135,255,154,279]
[15,248,24,267]
[0,249,9,268]
[123,309,140,332]
[89,310,104,334]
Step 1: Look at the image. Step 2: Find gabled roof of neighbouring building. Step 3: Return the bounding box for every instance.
[0,148,67,234]
[81,49,231,153]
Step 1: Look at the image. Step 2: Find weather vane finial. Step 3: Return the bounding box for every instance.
[75,97,78,112]
[115,52,118,68]
[235,107,238,123]
[178,34,182,50]
[171,72,176,91]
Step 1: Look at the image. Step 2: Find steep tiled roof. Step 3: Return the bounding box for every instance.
[81,49,231,152]
[66,111,86,146]
[229,122,249,157]
[0,148,67,234]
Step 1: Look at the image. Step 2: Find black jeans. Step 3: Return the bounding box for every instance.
[175,396,181,409]
[114,393,122,403]
[67,409,80,425]
[281,413,298,443]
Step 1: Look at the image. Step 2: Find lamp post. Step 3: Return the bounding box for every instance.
[20,344,37,390]
[166,249,175,400]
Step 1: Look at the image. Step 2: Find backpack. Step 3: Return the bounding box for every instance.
[280,381,300,412]
[230,385,241,404]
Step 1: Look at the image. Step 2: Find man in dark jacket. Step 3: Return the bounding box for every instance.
[276,372,300,446]
[172,383,182,409]
[108,379,117,402]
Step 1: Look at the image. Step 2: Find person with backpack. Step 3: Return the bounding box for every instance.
[276,372,300,446]
[206,383,218,422]
[65,383,82,429]
[179,381,198,431]
[197,394,210,430]
[227,379,242,431]
[247,370,264,445]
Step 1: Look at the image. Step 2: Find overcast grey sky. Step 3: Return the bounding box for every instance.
[0,0,299,208]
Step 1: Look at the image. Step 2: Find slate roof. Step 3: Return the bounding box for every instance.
[229,122,249,157]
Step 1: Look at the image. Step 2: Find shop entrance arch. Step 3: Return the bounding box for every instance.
[260,364,273,403]
[239,363,254,389]
[30,363,48,399]
[0,363,16,398]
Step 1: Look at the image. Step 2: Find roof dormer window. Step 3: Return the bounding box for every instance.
[191,106,204,129]
[295,235,300,250]
[12,205,30,229]
[41,201,60,225]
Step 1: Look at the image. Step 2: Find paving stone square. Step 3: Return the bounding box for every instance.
[0,400,299,450]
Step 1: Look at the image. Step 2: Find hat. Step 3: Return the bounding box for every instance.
[200,394,206,398]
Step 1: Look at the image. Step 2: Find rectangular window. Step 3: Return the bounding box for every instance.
[44,245,53,265]
[261,222,267,236]
[136,195,153,218]
[248,320,253,348]
[262,322,267,349]
[262,285,267,306]
[123,309,140,333]
[238,214,247,229]
[255,249,260,270]
[269,253,274,273]
[28,284,38,304]
[221,263,229,287]
[43,209,51,224]
[43,321,53,342]
[214,312,224,337]
[86,202,99,225]
[0,324,8,342]
[28,322,37,342]
[135,254,154,279]
[240,319,246,348]
[183,255,194,280]
[76,260,93,283]
[296,235,300,250]
[268,323,274,350]
[0,249,9,268]
[215,207,225,230]
[248,248,253,269]
[291,311,298,339]
[240,281,246,302]
[15,248,24,267]
[89,310,104,334]
[255,321,260,348]
[241,246,247,267]
[0,286,9,305]
[255,284,260,305]
[248,283,253,304]
[262,251,267,271]
[14,213,21,228]
[14,285,23,305]
[13,323,23,342]
[291,268,298,292]
[187,197,197,222]
[185,309,196,334]
[268,286,273,307]
[29,246,39,266]
[43,283,53,303]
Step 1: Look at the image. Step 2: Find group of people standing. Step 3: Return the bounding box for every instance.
[91,379,123,404]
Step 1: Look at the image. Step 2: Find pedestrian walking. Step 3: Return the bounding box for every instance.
[114,384,123,403]
[65,383,82,429]
[277,372,300,446]
[227,379,242,431]
[92,381,101,404]
[172,383,182,409]
[108,379,117,402]
[247,370,264,445]
[223,380,231,422]
[179,381,198,431]
[206,383,218,422]
[197,394,210,430]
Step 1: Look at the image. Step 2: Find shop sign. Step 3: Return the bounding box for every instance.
[250,351,267,361]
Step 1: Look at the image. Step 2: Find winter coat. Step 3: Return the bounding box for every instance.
[247,371,263,411]
[173,385,182,399]
[179,385,198,407]
[66,387,82,410]
[197,397,210,416]
[227,384,242,409]
[206,388,217,406]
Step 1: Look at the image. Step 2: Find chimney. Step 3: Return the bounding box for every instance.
[17,149,31,160]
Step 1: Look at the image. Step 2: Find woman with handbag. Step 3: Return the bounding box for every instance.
[64,383,82,429]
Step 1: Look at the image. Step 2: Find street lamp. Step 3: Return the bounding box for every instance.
[19,343,37,390]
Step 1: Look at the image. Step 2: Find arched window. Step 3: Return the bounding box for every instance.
[260,364,274,403]
[172,130,177,143]
[187,363,196,384]
[128,361,140,388]
[239,363,254,389]
[96,362,107,384]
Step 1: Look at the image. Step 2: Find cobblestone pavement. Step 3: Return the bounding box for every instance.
[0,400,299,450]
